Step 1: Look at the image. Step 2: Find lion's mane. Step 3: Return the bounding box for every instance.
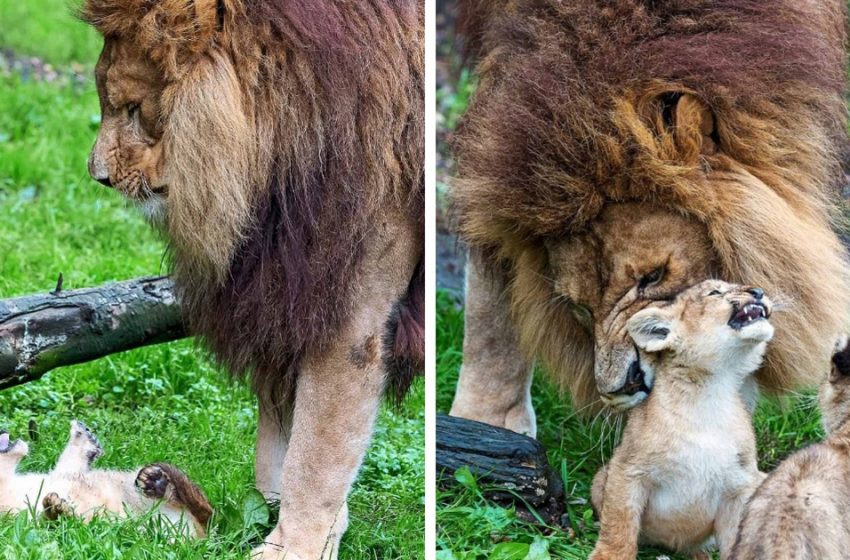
[82,0,424,403]
[452,0,850,403]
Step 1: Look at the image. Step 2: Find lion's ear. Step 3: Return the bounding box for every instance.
[627,307,677,353]
[163,0,226,34]
[674,93,717,156]
[650,92,718,160]
[191,0,227,32]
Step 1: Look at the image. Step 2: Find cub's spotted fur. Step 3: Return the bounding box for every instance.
[591,280,772,559]
[0,421,211,537]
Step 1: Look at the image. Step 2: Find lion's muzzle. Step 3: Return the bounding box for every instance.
[596,342,653,410]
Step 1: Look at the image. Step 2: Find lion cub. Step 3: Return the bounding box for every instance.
[0,421,212,537]
[730,337,850,559]
[590,280,773,560]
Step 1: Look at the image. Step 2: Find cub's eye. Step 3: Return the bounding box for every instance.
[708,289,722,296]
[126,103,140,119]
[638,267,664,290]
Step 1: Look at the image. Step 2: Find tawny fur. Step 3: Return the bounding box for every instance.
[591,281,771,559]
[450,0,850,411]
[730,337,850,560]
[0,421,211,538]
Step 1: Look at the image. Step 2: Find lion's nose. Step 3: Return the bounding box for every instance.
[746,287,764,300]
[613,360,647,396]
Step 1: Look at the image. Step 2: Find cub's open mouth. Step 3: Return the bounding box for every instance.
[0,431,10,453]
[729,301,769,330]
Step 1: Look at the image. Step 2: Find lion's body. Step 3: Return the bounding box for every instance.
[450,0,850,416]
[82,1,423,557]
[83,0,424,404]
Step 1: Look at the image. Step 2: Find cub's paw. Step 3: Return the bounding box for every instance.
[42,492,73,520]
[70,420,102,463]
[136,464,174,501]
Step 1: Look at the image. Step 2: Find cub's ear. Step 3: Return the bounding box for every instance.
[627,307,676,353]
[830,334,850,382]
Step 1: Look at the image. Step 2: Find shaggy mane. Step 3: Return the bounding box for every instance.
[82,0,424,403]
[452,0,850,402]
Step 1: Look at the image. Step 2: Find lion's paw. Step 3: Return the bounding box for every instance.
[250,543,306,560]
[136,464,174,501]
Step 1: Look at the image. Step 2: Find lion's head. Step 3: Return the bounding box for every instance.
[453,0,850,409]
[83,0,266,283]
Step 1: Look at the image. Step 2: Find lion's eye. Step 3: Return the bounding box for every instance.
[127,103,140,119]
[571,303,593,327]
[638,267,664,290]
[708,290,722,296]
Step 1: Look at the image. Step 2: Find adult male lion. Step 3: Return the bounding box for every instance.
[449,0,850,435]
[81,1,423,558]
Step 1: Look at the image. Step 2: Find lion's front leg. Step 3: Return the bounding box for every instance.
[252,327,387,560]
[450,251,536,436]
[255,399,293,501]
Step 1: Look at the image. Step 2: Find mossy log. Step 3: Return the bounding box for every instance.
[436,413,566,526]
[0,276,186,389]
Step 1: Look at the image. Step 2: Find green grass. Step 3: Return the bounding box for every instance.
[0,0,101,65]
[0,6,423,558]
[436,290,824,560]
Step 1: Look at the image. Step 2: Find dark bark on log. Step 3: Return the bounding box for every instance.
[0,276,186,389]
[436,413,566,526]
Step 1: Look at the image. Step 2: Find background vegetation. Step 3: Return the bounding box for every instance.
[0,2,424,558]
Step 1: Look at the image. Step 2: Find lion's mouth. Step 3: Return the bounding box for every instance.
[143,184,168,198]
[729,301,769,330]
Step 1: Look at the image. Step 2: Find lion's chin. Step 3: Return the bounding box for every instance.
[135,195,167,225]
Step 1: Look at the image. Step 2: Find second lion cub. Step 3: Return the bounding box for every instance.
[590,280,772,560]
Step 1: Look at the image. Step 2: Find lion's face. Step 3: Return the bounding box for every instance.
[546,203,718,408]
[89,38,168,222]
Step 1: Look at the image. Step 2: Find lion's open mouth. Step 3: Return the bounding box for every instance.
[0,432,10,453]
[729,301,769,330]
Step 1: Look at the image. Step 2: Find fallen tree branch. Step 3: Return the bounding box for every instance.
[436,413,566,527]
[0,276,186,389]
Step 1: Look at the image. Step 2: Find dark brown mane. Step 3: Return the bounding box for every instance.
[453,0,849,242]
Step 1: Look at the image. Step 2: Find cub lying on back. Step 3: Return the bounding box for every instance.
[730,337,850,560]
[590,280,773,560]
[0,420,212,537]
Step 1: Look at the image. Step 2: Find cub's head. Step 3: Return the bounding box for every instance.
[625,280,774,385]
[819,336,850,434]
[82,0,262,281]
